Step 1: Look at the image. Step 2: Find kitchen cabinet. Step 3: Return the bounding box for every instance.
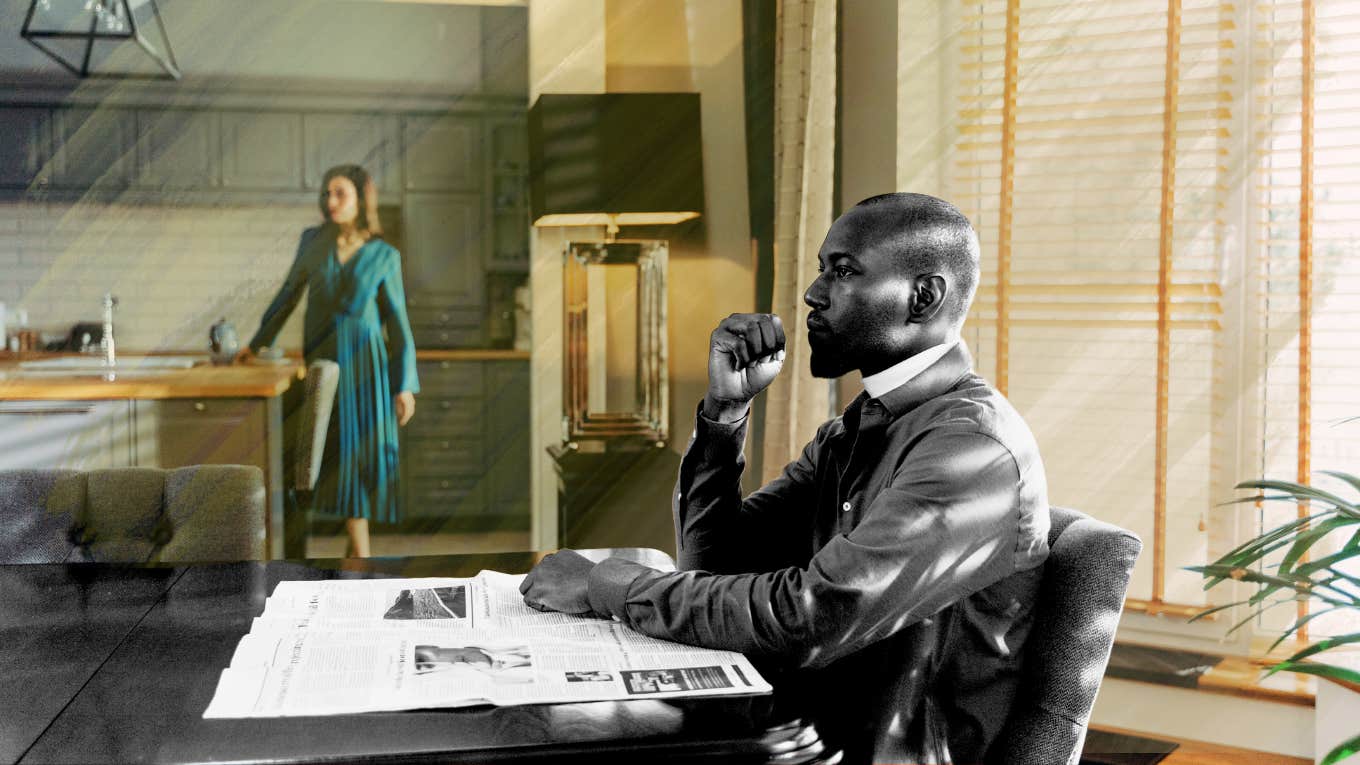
[51,107,136,190]
[402,360,485,523]
[480,6,529,97]
[484,360,530,519]
[0,400,133,470]
[135,109,219,190]
[0,108,52,189]
[485,117,529,272]
[402,192,486,348]
[146,398,268,470]
[304,113,401,196]
[402,115,479,192]
[220,112,304,191]
[398,358,529,530]
[135,395,286,556]
[0,365,298,558]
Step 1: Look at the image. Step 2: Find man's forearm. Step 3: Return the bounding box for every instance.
[673,401,756,572]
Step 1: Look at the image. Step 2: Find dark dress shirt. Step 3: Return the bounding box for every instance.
[586,342,1050,764]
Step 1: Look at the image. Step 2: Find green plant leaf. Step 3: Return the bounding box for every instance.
[1195,564,1308,589]
[1267,606,1348,653]
[1223,596,1302,636]
[1228,534,1313,568]
[1273,660,1360,687]
[1214,511,1336,565]
[1277,631,1360,667]
[1235,479,1360,518]
[1318,569,1360,598]
[1216,493,1298,507]
[1319,470,1360,496]
[1281,517,1358,574]
[1320,730,1360,765]
[1297,545,1360,580]
[1185,598,1251,623]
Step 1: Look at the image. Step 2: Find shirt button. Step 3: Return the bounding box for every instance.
[842,501,852,512]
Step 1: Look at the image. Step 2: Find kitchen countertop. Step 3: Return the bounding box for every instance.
[0,348,530,400]
[0,349,532,363]
[0,361,304,400]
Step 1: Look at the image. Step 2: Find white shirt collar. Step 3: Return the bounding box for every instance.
[860,341,957,399]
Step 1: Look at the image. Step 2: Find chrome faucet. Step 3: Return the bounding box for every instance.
[101,292,117,376]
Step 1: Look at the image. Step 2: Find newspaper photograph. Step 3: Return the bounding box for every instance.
[203,571,771,718]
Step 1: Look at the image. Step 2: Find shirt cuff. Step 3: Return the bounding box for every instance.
[693,400,750,457]
[586,557,650,620]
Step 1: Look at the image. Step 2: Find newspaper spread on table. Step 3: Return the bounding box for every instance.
[203,570,771,718]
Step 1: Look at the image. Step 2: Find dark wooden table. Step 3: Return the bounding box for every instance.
[1,551,837,765]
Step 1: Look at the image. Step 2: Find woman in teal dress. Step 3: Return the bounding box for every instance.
[245,164,419,557]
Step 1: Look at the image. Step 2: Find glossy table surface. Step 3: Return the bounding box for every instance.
[1,550,836,765]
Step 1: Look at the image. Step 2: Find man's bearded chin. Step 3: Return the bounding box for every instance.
[808,337,853,379]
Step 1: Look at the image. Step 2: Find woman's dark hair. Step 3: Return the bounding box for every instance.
[319,164,383,237]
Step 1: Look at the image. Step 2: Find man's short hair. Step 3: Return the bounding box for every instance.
[854,193,981,327]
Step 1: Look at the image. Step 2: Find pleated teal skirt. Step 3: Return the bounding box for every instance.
[250,226,420,523]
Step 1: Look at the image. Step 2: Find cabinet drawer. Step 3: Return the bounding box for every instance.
[412,323,483,349]
[404,436,482,476]
[158,399,256,419]
[415,362,483,397]
[408,304,481,330]
[404,476,483,516]
[412,398,481,434]
[409,305,484,349]
[153,399,264,470]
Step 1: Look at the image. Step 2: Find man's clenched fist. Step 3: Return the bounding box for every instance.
[704,313,786,422]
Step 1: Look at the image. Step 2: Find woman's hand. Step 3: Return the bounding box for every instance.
[395,391,416,426]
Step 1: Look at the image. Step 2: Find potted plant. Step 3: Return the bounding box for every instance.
[1189,473,1360,765]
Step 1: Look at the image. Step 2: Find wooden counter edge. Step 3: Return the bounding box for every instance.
[1,349,530,362]
[0,365,304,400]
[416,349,531,361]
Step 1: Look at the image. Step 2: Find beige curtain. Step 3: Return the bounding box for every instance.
[760,0,838,484]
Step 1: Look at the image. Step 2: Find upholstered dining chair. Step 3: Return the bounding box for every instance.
[283,359,339,557]
[994,506,1142,765]
[0,464,266,564]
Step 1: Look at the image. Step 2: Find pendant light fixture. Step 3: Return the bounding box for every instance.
[21,0,181,80]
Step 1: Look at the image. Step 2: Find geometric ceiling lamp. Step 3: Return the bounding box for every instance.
[21,0,181,80]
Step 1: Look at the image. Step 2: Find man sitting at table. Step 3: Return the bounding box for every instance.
[520,193,1050,764]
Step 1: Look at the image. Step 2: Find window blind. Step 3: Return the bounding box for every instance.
[1252,0,1360,639]
[949,0,1236,613]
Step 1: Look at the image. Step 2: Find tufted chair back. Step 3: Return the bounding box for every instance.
[993,506,1142,765]
[0,465,266,563]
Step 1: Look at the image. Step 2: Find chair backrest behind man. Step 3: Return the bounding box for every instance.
[0,465,266,563]
[995,506,1142,765]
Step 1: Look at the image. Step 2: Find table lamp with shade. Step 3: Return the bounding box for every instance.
[529,93,704,447]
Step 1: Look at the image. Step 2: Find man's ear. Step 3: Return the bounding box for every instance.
[908,274,949,324]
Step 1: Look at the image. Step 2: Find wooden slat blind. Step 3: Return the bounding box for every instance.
[950,0,1236,612]
[1253,0,1360,640]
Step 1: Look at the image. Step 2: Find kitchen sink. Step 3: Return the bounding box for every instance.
[18,355,207,372]
[9,368,185,379]
[8,355,209,380]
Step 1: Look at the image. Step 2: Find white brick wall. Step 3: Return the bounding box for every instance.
[2,201,316,352]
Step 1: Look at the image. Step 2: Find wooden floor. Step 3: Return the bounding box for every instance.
[1090,725,1310,764]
